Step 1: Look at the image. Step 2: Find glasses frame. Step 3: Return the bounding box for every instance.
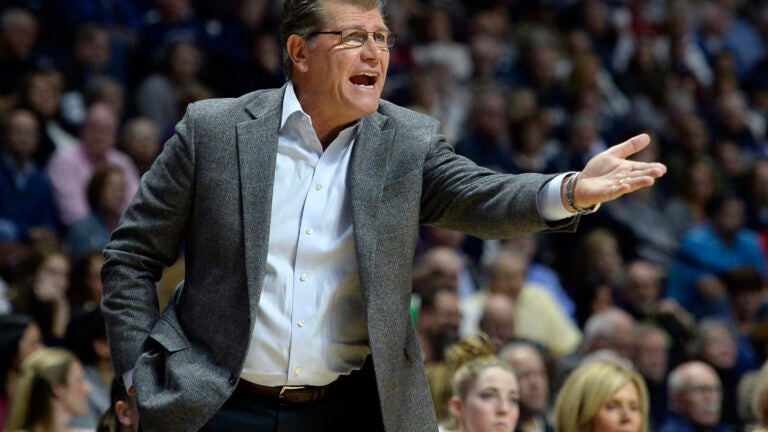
[309,28,396,49]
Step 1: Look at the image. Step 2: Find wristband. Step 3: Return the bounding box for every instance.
[565,172,601,214]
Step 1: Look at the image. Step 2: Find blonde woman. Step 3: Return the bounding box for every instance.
[750,361,768,431]
[6,348,91,432]
[439,335,520,432]
[554,360,649,432]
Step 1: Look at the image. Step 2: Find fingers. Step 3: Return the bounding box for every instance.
[606,133,651,160]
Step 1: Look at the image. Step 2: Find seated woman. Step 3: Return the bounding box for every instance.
[6,347,91,432]
[554,360,649,432]
[439,335,520,432]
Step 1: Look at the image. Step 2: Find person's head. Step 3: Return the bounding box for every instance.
[706,193,746,238]
[86,165,127,218]
[97,378,139,432]
[418,285,461,343]
[486,248,527,299]
[281,0,391,128]
[752,360,768,427]
[14,246,71,305]
[80,102,119,161]
[582,307,638,360]
[68,250,105,309]
[416,246,466,291]
[73,23,111,71]
[479,293,516,348]
[64,308,108,367]
[7,348,91,431]
[19,69,65,121]
[554,360,649,432]
[499,340,550,418]
[0,8,38,60]
[84,77,125,120]
[449,357,520,432]
[688,318,738,371]
[121,117,161,174]
[621,260,662,316]
[667,361,723,427]
[632,324,669,384]
[0,314,44,392]
[720,267,765,323]
[1,108,39,162]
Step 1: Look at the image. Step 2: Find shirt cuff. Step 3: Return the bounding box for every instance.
[122,368,135,392]
[539,173,576,221]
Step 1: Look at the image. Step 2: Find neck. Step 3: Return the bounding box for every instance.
[97,359,114,385]
[51,403,73,432]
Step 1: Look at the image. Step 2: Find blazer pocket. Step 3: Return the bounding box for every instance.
[147,316,188,353]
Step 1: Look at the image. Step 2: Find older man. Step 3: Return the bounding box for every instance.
[659,361,735,432]
[101,0,666,430]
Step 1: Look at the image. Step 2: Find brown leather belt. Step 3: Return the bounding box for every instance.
[235,380,335,408]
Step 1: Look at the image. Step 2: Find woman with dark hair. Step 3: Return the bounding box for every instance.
[0,314,44,430]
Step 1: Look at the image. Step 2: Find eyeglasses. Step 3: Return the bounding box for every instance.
[309,29,396,49]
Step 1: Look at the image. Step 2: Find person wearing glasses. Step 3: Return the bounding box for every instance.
[100,0,667,431]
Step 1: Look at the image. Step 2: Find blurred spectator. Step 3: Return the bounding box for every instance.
[553,360,650,432]
[17,68,78,167]
[559,306,638,379]
[411,6,472,84]
[0,314,44,431]
[478,293,516,350]
[46,102,139,227]
[67,250,104,316]
[0,109,60,269]
[135,40,212,138]
[0,8,40,116]
[751,360,768,431]
[633,323,671,429]
[462,248,581,359]
[59,23,122,127]
[619,259,695,366]
[64,308,112,430]
[545,111,607,174]
[83,76,126,124]
[508,111,560,175]
[96,378,139,432]
[499,340,554,432]
[414,245,477,301]
[663,159,719,241]
[418,284,462,364]
[666,194,768,319]
[406,67,467,144]
[120,116,160,175]
[660,361,734,432]
[664,113,718,200]
[567,228,625,317]
[744,159,768,249]
[710,90,763,159]
[454,87,516,174]
[719,267,768,342]
[8,246,71,345]
[65,165,126,259]
[6,347,91,432]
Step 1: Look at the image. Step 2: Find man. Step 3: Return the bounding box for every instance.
[462,248,582,358]
[659,361,734,432]
[417,284,461,363]
[499,340,554,432]
[633,323,671,429]
[478,293,517,349]
[101,0,666,430]
[46,102,139,226]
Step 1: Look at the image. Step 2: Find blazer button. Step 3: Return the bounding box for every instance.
[228,373,237,385]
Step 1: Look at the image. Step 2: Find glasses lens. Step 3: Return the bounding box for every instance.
[341,29,367,47]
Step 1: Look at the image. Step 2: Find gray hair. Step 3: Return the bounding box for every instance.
[280,0,384,80]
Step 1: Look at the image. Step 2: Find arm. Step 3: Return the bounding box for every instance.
[101,108,196,376]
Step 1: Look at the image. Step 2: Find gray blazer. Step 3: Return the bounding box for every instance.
[101,85,577,432]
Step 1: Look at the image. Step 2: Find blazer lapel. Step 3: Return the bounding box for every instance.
[350,111,394,304]
[238,87,284,315]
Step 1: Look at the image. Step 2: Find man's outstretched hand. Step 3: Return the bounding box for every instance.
[571,134,667,210]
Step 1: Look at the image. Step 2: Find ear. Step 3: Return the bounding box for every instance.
[115,400,135,427]
[286,34,310,74]
[448,395,463,420]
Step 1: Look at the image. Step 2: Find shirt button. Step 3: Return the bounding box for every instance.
[315,183,322,191]
[310,140,318,146]
[295,367,302,376]
[299,273,308,282]
[305,227,313,235]
[298,320,305,327]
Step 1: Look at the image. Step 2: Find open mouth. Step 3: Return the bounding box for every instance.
[349,73,378,88]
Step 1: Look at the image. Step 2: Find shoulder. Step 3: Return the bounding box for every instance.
[377,99,441,131]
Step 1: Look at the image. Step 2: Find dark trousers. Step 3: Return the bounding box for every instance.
[200,360,385,432]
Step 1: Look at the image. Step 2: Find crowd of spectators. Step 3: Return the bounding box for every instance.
[1,0,768,430]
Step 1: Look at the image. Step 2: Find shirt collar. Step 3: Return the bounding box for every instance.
[280,81,306,129]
